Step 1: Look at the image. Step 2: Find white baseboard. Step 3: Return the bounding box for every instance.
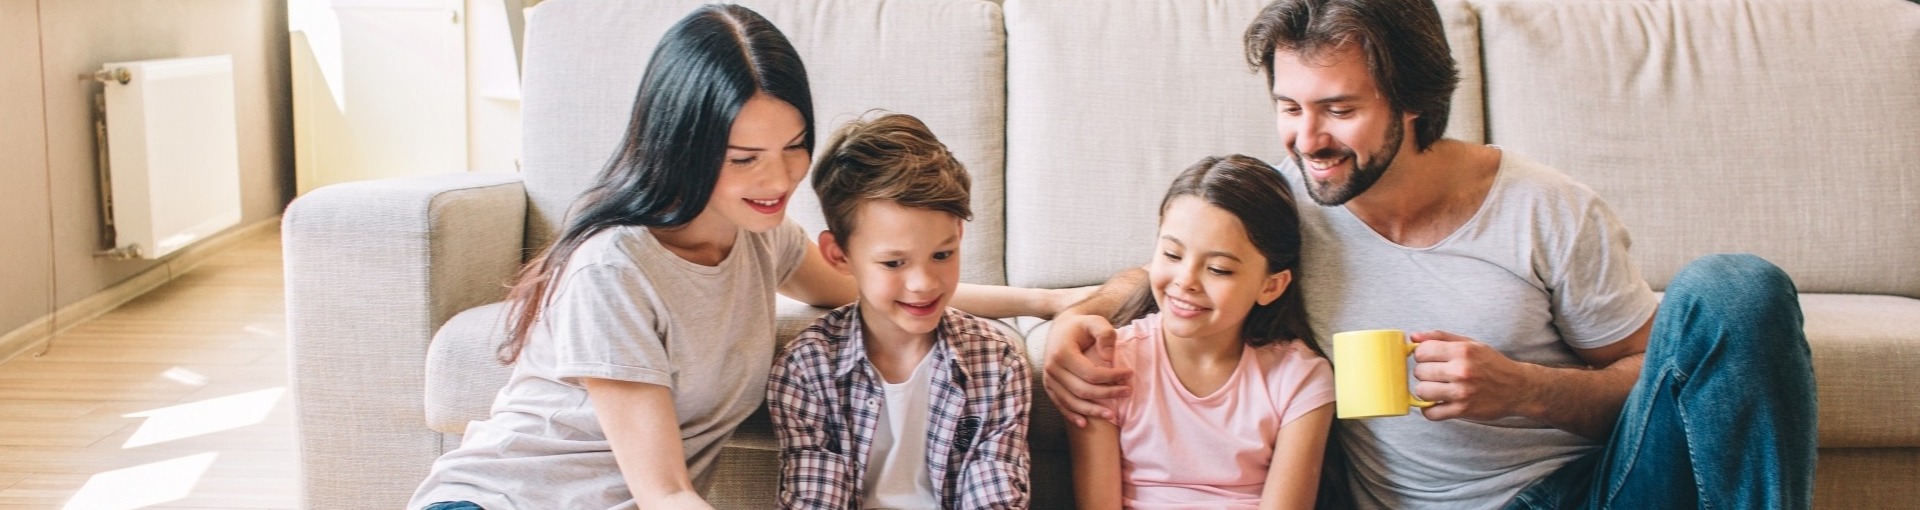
[0,217,282,364]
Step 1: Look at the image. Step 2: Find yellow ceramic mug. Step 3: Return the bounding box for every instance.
[1333,329,1436,419]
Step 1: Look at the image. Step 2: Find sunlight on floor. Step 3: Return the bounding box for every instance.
[160,366,210,387]
[121,387,284,449]
[62,452,217,510]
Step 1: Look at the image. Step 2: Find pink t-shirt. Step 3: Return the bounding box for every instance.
[1102,314,1336,509]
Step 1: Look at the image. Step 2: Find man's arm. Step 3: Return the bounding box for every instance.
[1042,268,1148,427]
[1411,315,1652,440]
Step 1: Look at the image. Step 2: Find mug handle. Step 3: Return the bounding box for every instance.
[1404,341,1436,408]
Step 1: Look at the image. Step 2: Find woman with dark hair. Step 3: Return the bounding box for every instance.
[409,5,1071,509]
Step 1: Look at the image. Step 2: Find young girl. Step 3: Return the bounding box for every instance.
[1068,155,1336,510]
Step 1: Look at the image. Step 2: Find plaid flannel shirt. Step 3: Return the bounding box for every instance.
[768,304,1032,509]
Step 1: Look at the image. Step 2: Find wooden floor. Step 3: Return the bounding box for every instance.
[0,233,294,509]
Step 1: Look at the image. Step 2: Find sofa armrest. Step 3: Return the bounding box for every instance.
[283,172,527,509]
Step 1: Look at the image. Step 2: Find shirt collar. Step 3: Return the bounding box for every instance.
[830,306,970,383]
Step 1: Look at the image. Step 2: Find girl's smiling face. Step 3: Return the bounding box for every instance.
[1149,196,1290,346]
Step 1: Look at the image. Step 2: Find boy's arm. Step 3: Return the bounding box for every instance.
[767,343,855,509]
[1259,404,1334,510]
[952,283,1095,320]
[1066,413,1124,510]
[958,341,1034,509]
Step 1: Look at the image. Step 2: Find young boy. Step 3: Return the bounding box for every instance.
[768,113,1031,509]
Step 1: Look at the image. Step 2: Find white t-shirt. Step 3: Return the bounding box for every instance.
[1284,152,1658,509]
[409,219,808,510]
[860,350,941,510]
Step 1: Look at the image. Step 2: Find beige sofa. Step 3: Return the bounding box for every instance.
[283,0,1920,508]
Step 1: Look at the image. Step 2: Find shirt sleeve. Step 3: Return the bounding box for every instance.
[1097,320,1149,428]
[1547,191,1660,350]
[546,262,673,388]
[957,330,1033,510]
[768,336,857,509]
[770,217,809,287]
[1275,350,1336,428]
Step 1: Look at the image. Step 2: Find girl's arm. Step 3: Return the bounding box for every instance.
[583,378,716,510]
[1066,416,1125,510]
[1259,404,1335,510]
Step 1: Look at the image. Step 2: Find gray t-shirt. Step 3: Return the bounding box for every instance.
[1285,152,1657,509]
[410,219,807,510]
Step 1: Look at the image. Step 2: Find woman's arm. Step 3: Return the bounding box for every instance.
[1066,416,1125,510]
[1259,404,1334,510]
[778,236,858,308]
[583,378,716,510]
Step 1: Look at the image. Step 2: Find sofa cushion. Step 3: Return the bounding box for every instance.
[519,0,1010,285]
[1802,294,1920,448]
[1476,0,1920,297]
[424,302,514,434]
[1000,0,1486,289]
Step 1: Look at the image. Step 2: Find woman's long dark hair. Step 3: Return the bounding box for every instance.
[1113,154,1321,357]
[498,5,813,363]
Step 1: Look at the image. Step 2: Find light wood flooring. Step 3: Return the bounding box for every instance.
[0,232,294,509]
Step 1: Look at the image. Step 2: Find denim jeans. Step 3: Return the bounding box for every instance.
[422,502,484,510]
[1506,254,1818,510]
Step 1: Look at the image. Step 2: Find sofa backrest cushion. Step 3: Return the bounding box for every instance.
[520,0,1010,284]
[1001,0,1486,289]
[1477,0,1920,297]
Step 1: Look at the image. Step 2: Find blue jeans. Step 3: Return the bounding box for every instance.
[422,502,483,510]
[1506,254,1817,510]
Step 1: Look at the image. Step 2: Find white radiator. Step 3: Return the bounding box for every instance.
[98,55,242,260]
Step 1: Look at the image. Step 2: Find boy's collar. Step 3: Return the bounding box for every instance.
[832,305,968,381]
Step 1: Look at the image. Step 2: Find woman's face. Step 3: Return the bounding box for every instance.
[704,93,810,233]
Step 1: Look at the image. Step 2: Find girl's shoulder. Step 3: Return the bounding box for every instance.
[1248,340,1332,381]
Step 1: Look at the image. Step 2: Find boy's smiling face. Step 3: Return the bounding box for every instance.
[820,199,965,345]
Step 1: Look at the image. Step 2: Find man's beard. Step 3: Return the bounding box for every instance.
[1293,118,1405,206]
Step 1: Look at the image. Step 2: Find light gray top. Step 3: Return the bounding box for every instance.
[410,219,808,510]
[1284,152,1658,509]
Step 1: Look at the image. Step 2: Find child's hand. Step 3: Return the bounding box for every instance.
[1042,313,1133,428]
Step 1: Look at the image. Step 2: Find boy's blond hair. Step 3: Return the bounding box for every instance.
[811,112,972,238]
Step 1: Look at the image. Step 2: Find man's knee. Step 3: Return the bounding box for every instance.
[1657,253,1807,365]
[1665,253,1800,325]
